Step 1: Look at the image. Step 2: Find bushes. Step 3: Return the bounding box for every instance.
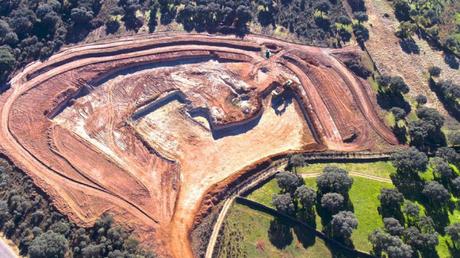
[0,0,355,86]
[174,0,349,46]
[428,66,441,77]
[344,59,371,78]
[347,0,366,12]
[377,75,409,96]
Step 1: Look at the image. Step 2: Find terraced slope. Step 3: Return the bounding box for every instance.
[0,33,397,257]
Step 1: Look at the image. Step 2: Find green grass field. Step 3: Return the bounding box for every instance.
[295,161,395,178]
[247,161,397,252]
[246,161,460,256]
[215,202,336,258]
[303,177,393,252]
[247,176,392,252]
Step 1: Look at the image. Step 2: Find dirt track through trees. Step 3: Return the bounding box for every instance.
[0,33,397,257]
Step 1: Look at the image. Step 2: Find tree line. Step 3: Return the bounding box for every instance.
[1,0,359,86]
[271,165,358,247]
[368,146,460,258]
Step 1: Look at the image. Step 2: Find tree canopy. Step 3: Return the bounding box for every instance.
[446,223,460,246]
[422,181,450,206]
[28,231,68,258]
[316,166,353,195]
[391,148,428,175]
[369,229,413,258]
[330,211,358,240]
[294,185,316,210]
[320,192,344,215]
[272,193,295,215]
[379,188,404,217]
[384,217,404,236]
[276,171,304,196]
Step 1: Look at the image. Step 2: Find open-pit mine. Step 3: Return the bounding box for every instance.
[0,33,398,257]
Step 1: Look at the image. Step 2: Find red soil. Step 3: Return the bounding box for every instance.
[0,33,397,257]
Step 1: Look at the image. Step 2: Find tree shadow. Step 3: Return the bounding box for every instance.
[258,11,276,27]
[444,54,459,70]
[268,218,293,249]
[316,197,332,230]
[392,124,407,144]
[377,204,405,224]
[293,225,316,249]
[391,173,423,200]
[399,38,420,54]
[428,79,460,122]
[66,26,92,43]
[0,82,10,94]
[315,16,331,31]
[425,205,450,233]
[297,208,317,229]
[447,241,460,258]
[420,248,440,258]
[344,194,354,213]
[160,6,176,25]
[376,91,411,113]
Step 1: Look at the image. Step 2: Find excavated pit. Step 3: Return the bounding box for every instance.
[0,33,398,258]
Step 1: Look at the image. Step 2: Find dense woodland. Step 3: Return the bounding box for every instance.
[0,0,371,86]
[0,158,154,258]
[0,0,105,84]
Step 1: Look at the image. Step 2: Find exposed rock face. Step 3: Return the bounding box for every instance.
[0,33,397,257]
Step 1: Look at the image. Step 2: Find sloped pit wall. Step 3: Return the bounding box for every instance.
[26,38,262,80]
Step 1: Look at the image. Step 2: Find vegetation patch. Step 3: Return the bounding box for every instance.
[0,158,152,258]
[214,202,334,258]
[303,177,393,252]
[248,161,395,252]
[296,161,395,178]
[390,0,460,58]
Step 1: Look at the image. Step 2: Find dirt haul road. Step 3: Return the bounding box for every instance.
[0,33,397,257]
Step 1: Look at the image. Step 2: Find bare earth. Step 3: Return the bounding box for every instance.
[365,0,460,129]
[0,33,397,257]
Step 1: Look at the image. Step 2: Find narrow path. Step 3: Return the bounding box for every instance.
[204,197,235,258]
[204,161,286,258]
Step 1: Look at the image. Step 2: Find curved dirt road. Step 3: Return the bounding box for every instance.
[0,33,397,258]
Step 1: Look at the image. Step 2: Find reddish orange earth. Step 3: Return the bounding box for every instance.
[0,33,397,257]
